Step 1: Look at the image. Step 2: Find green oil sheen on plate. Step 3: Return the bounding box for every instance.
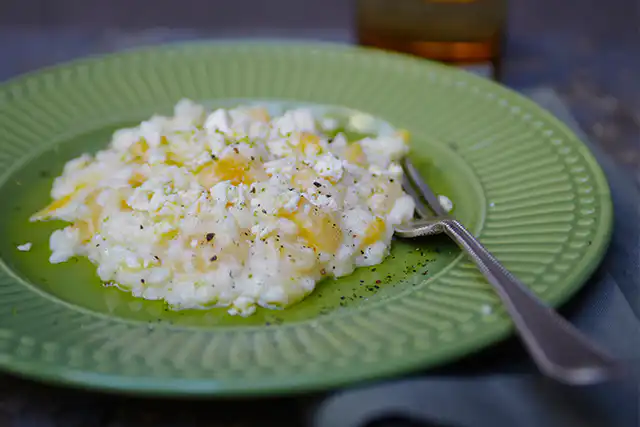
[0,42,612,396]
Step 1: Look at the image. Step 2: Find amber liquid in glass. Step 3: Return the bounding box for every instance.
[356,0,507,80]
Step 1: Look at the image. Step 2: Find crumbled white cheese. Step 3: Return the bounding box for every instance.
[369,162,403,178]
[313,153,343,182]
[17,242,32,252]
[438,195,454,212]
[280,190,301,212]
[388,195,415,226]
[273,109,316,135]
[204,109,232,135]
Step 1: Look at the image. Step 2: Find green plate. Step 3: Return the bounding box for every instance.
[0,42,612,396]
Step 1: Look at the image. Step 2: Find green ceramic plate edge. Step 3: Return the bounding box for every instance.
[0,40,613,396]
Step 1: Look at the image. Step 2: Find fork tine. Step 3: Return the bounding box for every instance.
[403,158,447,217]
[401,174,431,218]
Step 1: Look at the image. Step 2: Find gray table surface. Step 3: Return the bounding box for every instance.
[0,1,639,425]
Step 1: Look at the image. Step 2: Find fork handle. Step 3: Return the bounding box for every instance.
[442,219,621,385]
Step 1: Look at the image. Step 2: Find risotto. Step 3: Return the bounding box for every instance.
[31,100,415,316]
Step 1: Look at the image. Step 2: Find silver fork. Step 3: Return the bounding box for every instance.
[396,158,622,385]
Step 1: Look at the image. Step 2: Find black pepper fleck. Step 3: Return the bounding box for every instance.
[210,255,218,261]
[206,233,215,241]
[313,182,322,188]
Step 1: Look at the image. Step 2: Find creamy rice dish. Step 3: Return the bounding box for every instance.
[31,100,415,316]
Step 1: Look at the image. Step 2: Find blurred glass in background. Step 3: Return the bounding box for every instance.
[356,0,508,80]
